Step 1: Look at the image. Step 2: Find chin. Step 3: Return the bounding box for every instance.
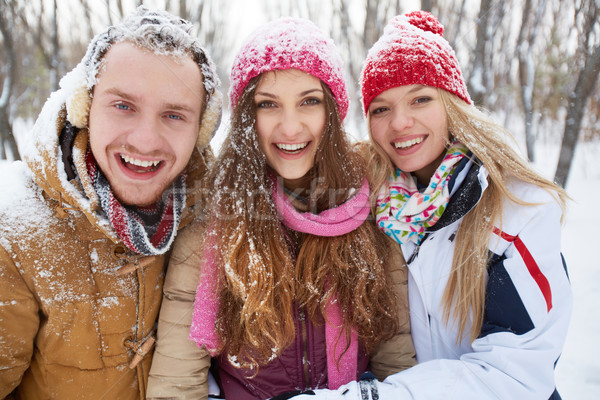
[114,187,165,207]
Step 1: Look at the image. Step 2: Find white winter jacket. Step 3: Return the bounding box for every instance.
[296,158,572,400]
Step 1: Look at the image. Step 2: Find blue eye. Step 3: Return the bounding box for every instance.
[167,114,182,120]
[415,96,432,104]
[115,103,130,111]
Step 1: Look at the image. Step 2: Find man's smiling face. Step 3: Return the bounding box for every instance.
[88,41,205,206]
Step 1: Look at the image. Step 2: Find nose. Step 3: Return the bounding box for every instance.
[389,107,414,131]
[278,109,303,138]
[126,114,164,153]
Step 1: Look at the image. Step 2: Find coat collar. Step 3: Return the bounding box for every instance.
[426,156,488,232]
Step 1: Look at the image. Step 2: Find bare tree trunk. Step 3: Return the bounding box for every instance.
[395,0,402,14]
[468,0,493,106]
[179,0,189,21]
[118,0,126,18]
[444,0,468,49]
[49,0,59,92]
[81,0,95,40]
[421,0,433,12]
[555,43,600,187]
[106,0,113,25]
[363,0,380,49]
[0,0,20,160]
[516,0,547,162]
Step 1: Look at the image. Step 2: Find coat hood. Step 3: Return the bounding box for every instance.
[19,7,222,244]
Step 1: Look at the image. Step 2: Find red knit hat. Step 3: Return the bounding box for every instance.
[360,10,471,114]
[229,17,349,121]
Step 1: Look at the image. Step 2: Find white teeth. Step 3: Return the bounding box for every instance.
[394,137,424,149]
[276,142,308,152]
[121,154,161,167]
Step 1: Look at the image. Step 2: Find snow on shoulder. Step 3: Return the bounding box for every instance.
[0,160,53,231]
[0,161,33,212]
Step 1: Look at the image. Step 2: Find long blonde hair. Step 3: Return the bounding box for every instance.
[367,88,568,342]
[201,74,400,370]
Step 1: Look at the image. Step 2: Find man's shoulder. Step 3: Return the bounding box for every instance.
[0,160,56,238]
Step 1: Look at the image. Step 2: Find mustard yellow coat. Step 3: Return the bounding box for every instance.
[0,89,210,400]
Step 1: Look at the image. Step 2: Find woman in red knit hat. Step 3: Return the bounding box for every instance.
[288,10,572,400]
[147,17,415,400]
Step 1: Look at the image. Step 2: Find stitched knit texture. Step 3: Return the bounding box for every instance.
[86,150,185,255]
[228,17,349,120]
[360,10,471,114]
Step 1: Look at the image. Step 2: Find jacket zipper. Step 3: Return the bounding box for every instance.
[407,233,430,264]
[406,234,435,357]
[300,309,310,389]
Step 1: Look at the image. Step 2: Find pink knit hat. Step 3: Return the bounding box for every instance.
[360,10,471,114]
[229,17,349,121]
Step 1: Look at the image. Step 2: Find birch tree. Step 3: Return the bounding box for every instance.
[517,0,548,161]
[468,0,494,106]
[0,0,20,160]
[555,0,600,187]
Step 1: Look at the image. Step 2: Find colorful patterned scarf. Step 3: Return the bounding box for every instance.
[86,150,185,255]
[375,142,469,245]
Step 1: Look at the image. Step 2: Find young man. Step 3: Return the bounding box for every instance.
[0,7,221,399]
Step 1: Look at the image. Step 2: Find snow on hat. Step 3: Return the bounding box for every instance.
[360,10,471,114]
[229,17,349,121]
[62,6,222,148]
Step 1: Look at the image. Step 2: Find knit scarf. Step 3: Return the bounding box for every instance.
[86,150,185,255]
[375,142,469,245]
[189,178,371,390]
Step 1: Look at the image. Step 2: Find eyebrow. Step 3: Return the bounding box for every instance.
[408,84,428,93]
[255,88,324,99]
[370,85,429,104]
[102,87,196,113]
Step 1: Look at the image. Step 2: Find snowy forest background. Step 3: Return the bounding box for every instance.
[1,0,599,398]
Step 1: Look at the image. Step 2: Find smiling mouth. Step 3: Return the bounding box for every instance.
[120,154,162,173]
[394,136,424,149]
[275,142,309,154]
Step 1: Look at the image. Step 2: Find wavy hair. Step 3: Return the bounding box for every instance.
[366,88,568,342]
[199,73,400,370]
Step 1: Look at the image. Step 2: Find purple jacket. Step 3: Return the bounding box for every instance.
[213,306,369,400]
[190,180,373,399]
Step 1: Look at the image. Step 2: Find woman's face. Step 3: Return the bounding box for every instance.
[254,69,326,186]
[368,84,450,185]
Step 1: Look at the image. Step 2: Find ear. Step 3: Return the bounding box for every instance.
[197,90,223,148]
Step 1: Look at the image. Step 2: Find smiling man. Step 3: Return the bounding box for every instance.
[0,7,221,399]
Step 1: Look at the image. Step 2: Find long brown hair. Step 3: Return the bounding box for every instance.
[367,88,568,343]
[200,74,399,370]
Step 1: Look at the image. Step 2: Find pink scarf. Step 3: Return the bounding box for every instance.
[189,178,370,389]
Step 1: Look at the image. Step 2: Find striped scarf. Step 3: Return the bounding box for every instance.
[375,142,469,245]
[86,150,185,255]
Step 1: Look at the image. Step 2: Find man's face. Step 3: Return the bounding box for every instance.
[88,41,205,206]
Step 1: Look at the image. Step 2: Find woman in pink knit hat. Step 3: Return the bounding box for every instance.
[147,17,415,400]
[288,10,571,400]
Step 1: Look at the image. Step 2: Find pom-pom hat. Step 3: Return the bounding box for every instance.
[229,17,349,121]
[360,10,471,114]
